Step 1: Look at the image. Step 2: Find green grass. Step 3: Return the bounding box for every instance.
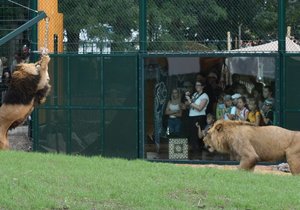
[0,151,299,210]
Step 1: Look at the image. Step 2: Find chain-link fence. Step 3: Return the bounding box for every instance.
[0,0,33,60]
[1,0,300,55]
[57,0,300,53]
[2,0,300,157]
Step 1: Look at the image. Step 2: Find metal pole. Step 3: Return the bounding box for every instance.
[139,0,147,52]
[138,0,147,158]
[31,0,39,151]
[238,24,242,49]
[278,0,286,126]
[278,0,286,53]
[54,34,58,53]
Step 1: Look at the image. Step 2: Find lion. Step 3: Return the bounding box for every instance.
[203,120,300,175]
[0,54,51,149]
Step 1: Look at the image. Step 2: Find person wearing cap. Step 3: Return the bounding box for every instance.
[223,94,236,120]
[231,93,242,103]
[261,99,274,125]
[225,93,241,120]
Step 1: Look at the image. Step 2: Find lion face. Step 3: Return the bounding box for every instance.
[203,131,216,152]
[203,120,226,153]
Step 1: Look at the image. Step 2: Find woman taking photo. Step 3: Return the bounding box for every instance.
[185,81,209,158]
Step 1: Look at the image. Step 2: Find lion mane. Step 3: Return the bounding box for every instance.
[203,120,300,175]
[0,55,51,149]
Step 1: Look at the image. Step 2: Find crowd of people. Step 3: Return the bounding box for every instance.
[0,45,31,104]
[164,71,275,158]
[0,56,12,103]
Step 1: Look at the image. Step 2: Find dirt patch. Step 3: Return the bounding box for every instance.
[177,164,291,175]
[8,125,32,151]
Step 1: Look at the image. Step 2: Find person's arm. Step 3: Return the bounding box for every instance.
[174,104,182,117]
[243,109,249,121]
[164,101,172,116]
[227,106,236,120]
[262,115,269,125]
[189,94,208,112]
[255,112,261,126]
[165,101,182,117]
[189,99,208,112]
[195,122,203,139]
[263,111,273,125]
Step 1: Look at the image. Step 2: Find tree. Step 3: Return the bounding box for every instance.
[147,0,227,51]
[58,0,139,52]
[286,1,300,39]
[58,0,300,53]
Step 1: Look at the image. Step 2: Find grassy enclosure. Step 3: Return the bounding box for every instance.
[0,151,299,209]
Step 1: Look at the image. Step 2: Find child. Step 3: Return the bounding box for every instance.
[196,113,215,139]
[261,99,274,125]
[222,95,235,120]
[247,98,264,126]
[216,94,225,120]
[236,96,249,121]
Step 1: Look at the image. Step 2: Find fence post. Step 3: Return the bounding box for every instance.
[139,0,147,52]
[278,0,286,126]
[54,34,58,53]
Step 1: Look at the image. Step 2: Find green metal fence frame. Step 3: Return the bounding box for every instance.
[32,53,139,157]
[26,0,300,158]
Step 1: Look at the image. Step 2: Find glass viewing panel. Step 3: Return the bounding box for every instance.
[144,56,276,161]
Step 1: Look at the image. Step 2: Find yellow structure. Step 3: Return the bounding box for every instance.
[38,0,63,53]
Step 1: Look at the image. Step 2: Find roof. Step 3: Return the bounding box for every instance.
[231,37,300,52]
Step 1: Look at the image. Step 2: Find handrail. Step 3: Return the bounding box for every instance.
[0,11,47,46]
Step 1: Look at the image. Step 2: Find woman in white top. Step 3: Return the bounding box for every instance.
[185,81,209,155]
[165,88,182,136]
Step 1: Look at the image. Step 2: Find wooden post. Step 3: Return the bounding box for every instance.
[287,26,291,38]
[227,32,231,50]
[235,37,238,49]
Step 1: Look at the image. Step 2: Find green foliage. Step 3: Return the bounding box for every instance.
[286,1,300,39]
[0,151,300,209]
[55,0,300,52]
[3,0,299,52]
[58,0,139,52]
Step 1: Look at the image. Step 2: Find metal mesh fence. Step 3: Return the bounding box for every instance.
[146,0,300,52]
[147,0,275,52]
[57,0,300,53]
[0,0,33,61]
[57,0,139,54]
[1,0,300,55]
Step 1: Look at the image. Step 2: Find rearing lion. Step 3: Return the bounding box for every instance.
[203,120,300,175]
[0,54,51,149]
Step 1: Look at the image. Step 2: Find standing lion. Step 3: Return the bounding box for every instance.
[203,120,300,175]
[0,54,51,149]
